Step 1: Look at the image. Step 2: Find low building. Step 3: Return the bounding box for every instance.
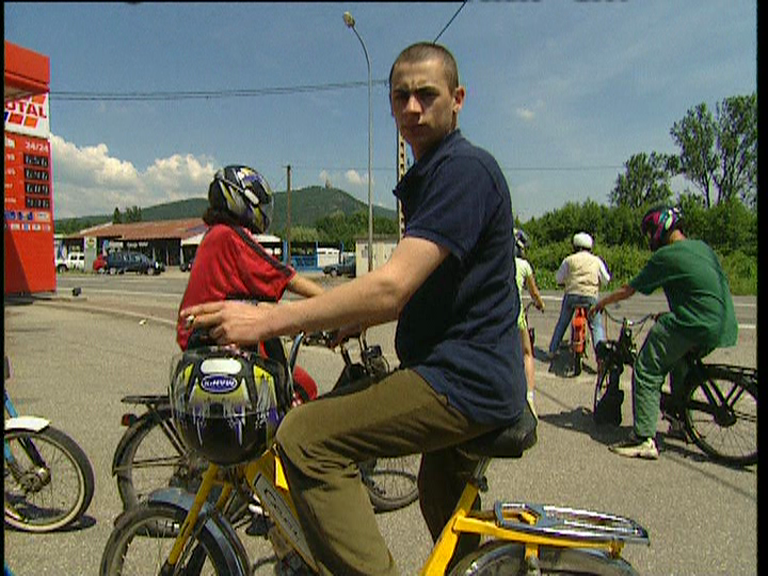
[354,234,399,276]
[64,218,207,269]
[60,219,398,274]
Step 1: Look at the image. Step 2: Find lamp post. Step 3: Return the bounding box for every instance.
[343,11,373,273]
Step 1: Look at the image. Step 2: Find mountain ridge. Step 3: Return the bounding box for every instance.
[54,186,399,233]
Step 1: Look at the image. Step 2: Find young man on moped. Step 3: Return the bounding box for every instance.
[182,42,528,574]
[547,232,610,361]
[592,205,738,459]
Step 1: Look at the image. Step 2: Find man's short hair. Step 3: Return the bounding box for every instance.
[388,42,460,92]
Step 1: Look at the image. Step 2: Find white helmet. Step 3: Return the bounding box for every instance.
[572,232,593,251]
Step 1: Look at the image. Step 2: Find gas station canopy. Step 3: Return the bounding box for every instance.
[4,40,50,102]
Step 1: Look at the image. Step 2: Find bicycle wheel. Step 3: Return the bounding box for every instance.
[449,541,639,575]
[99,501,246,575]
[573,352,583,377]
[332,367,419,513]
[360,454,420,513]
[570,308,588,377]
[683,365,757,466]
[114,407,209,510]
[592,361,624,427]
[4,426,95,532]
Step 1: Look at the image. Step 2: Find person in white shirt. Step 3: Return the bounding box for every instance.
[513,228,544,415]
[547,232,610,360]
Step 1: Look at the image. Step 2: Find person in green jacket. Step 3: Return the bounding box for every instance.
[592,205,738,460]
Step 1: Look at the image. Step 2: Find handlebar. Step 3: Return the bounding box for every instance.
[601,308,659,328]
[524,300,544,314]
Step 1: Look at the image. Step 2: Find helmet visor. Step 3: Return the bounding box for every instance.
[241,172,273,233]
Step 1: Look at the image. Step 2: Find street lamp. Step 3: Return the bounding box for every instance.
[343,11,373,273]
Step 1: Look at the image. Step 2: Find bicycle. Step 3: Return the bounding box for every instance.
[592,308,757,466]
[111,332,419,517]
[570,305,590,377]
[100,333,651,576]
[4,355,96,532]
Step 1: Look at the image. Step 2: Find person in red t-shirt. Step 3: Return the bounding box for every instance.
[177,165,324,403]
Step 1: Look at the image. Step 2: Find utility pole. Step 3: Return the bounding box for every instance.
[286,164,292,266]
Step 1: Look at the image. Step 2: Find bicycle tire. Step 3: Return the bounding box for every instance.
[571,309,588,378]
[114,407,209,511]
[332,367,419,512]
[360,454,420,512]
[115,403,417,517]
[593,364,610,415]
[574,352,583,376]
[683,365,757,466]
[4,426,95,533]
[592,358,621,425]
[99,501,247,576]
[113,409,252,529]
[449,541,639,576]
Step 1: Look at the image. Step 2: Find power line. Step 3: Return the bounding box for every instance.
[501,165,623,172]
[287,164,623,174]
[50,79,389,102]
[50,3,468,103]
[434,1,469,43]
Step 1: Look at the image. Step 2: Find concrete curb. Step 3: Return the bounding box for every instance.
[6,294,177,328]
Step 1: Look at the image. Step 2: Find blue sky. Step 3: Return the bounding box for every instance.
[5,2,756,222]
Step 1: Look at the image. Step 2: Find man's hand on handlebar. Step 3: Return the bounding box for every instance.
[304,324,363,349]
[329,324,363,348]
[181,300,275,347]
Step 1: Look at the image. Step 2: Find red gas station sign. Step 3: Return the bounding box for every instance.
[4,41,55,295]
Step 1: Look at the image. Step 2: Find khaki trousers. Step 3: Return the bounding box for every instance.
[275,368,496,575]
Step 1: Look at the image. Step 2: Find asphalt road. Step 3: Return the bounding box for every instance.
[3,270,757,575]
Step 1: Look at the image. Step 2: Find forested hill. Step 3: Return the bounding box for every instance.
[54,186,398,234]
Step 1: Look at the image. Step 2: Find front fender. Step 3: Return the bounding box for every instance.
[4,416,50,433]
[145,487,251,575]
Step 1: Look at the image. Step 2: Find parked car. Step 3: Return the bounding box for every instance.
[105,251,165,275]
[93,254,107,274]
[322,256,356,278]
[55,252,85,273]
[179,258,194,272]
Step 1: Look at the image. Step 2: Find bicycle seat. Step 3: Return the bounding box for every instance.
[459,402,537,458]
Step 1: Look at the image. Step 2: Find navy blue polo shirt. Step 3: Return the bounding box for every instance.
[393,130,525,425]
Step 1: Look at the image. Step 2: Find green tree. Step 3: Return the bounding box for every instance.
[288,226,320,243]
[670,103,717,208]
[670,94,757,209]
[609,152,675,209]
[715,94,757,209]
[125,206,143,223]
[112,207,122,224]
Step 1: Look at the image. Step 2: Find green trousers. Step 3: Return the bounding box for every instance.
[632,316,703,439]
[275,368,497,576]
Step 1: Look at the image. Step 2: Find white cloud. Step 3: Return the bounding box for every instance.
[50,134,217,218]
[344,169,364,186]
[515,107,536,122]
[144,154,217,201]
[344,169,374,187]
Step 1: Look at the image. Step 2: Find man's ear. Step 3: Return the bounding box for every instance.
[452,85,466,114]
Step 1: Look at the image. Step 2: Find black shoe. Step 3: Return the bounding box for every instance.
[245,512,270,536]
